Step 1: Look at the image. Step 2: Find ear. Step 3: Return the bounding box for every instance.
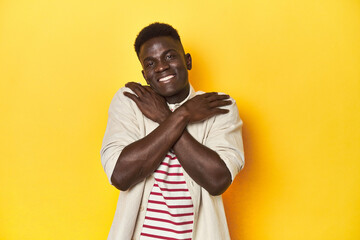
[185,53,192,70]
[142,70,149,84]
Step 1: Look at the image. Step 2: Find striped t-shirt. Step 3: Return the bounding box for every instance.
[139,151,194,240]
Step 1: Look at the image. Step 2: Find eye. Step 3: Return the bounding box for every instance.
[145,61,154,68]
[166,54,176,60]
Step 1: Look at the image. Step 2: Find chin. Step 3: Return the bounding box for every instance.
[159,90,178,97]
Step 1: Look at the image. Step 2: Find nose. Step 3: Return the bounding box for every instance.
[155,60,169,72]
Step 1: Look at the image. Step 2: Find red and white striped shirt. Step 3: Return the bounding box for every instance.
[140,151,194,240]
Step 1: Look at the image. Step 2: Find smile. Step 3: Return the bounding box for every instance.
[158,74,175,82]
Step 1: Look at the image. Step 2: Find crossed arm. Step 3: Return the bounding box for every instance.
[110,82,233,195]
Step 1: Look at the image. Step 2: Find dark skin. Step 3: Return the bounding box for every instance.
[111,36,233,195]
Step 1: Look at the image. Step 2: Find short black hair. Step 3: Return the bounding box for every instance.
[134,22,182,57]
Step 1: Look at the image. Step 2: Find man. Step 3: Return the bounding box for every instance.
[101,22,244,240]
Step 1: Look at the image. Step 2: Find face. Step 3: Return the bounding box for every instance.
[139,36,192,104]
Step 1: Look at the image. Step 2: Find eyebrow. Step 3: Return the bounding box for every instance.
[142,49,178,63]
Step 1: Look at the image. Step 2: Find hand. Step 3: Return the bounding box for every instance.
[181,92,232,123]
[123,82,171,123]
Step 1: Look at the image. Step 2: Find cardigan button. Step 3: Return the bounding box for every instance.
[140,205,144,211]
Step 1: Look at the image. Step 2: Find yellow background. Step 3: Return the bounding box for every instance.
[1,0,359,239]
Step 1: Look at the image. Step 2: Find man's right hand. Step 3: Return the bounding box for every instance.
[123,82,171,123]
[180,92,232,123]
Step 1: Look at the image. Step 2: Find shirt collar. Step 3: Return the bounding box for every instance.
[167,84,196,111]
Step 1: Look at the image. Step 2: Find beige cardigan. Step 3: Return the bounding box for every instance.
[101,85,244,240]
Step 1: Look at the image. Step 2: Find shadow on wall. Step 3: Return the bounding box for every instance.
[223,108,259,240]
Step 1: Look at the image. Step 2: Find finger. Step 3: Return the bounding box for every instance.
[212,108,230,115]
[125,82,141,89]
[125,82,146,97]
[125,82,140,92]
[207,94,230,102]
[143,86,164,99]
[202,92,218,98]
[209,100,232,108]
[200,108,229,122]
[143,85,155,94]
[123,91,139,103]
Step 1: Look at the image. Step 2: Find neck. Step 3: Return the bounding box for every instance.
[165,84,190,104]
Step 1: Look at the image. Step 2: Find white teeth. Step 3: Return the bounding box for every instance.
[159,75,174,82]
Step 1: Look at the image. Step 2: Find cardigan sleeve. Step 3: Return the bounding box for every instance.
[204,97,245,181]
[100,87,141,184]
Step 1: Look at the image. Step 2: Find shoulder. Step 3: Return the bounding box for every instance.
[109,86,137,106]
[108,86,139,114]
[112,86,135,101]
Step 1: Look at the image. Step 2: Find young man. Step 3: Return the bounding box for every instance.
[101,22,244,240]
